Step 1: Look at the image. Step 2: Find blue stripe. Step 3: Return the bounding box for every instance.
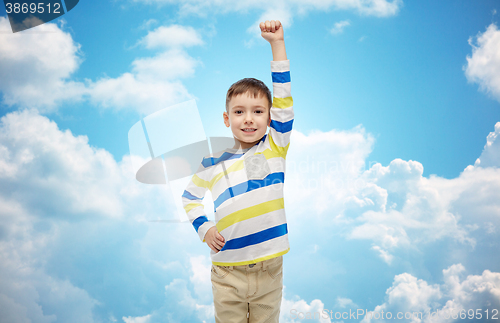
[214,186,235,213]
[220,223,288,251]
[270,119,293,134]
[202,151,245,168]
[182,189,203,201]
[213,172,284,209]
[193,216,208,232]
[272,71,290,83]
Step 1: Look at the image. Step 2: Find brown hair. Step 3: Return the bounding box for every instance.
[225,78,272,112]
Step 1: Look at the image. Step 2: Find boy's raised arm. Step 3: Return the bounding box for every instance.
[260,20,287,61]
[261,20,293,158]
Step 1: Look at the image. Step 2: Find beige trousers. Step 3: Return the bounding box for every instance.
[211,256,283,323]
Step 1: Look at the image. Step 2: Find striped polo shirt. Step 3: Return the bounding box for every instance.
[182,59,293,266]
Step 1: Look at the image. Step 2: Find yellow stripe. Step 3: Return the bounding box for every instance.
[268,132,290,157]
[206,150,286,190]
[261,146,281,160]
[184,202,203,213]
[192,174,210,189]
[212,248,290,266]
[273,97,293,109]
[216,198,284,232]
[208,160,245,190]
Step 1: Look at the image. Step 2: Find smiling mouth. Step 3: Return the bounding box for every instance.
[242,128,257,132]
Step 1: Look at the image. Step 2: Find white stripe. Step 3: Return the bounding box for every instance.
[271,105,294,123]
[185,204,206,220]
[269,128,292,149]
[214,182,285,219]
[210,157,285,203]
[272,82,291,98]
[270,60,290,73]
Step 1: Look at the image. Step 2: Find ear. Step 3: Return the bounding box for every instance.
[223,111,230,127]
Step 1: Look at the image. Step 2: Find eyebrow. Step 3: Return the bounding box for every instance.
[231,105,267,110]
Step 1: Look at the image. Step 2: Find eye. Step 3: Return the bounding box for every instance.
[255,110,264,114]
[234,110,243,114]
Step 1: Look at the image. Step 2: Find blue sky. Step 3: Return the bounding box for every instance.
[1,0,500,322]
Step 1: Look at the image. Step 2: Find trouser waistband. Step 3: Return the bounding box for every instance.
[215,256,282,271]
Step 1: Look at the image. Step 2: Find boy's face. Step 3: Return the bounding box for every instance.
[223,92,271,149]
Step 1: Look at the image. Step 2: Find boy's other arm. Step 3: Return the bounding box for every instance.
[204,226,225,253]
[182,162,223,251]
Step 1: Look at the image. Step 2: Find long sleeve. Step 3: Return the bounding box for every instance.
[182,161,216,242]
[269,60,293,158]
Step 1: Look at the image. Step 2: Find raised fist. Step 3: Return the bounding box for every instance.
[260,20,284,43]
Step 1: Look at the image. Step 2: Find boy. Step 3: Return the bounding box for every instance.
[182,20,293,323]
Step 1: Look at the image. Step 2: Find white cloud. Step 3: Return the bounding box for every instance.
[361,264,500,323]
[88,68,194,115]
[282,295,332,323]
[0,176,99,322]
[0,108,195,321]
[0,106,499,322]
[118,255,216,322]
[0,1,403,114]
[285,123,500,265]
[245,5,293,47]
[0,109,130,218]
[335,296,358,309]
[122,253,338,323]
[0,18,203,114]
[330,20,351,35]
[0,260,99,323]
[342,156,500,263]
[286,125,375,219]
[361,271,441,322]
[371,245,394,265]
[132,49,200,81]
[87,22,207,114]
[0,19,204,115]
[189,255,213,304]
[86,25,205,114]
[139,24,204,49]
[1,33,500,317]
[350,158,475,246]
[139,18,158,30]
[122,314,151,323]
[129,0,403,18]
[465,23,500,103]
[281,290,360,322]
[473,121,500,168]
[0,17,86,111]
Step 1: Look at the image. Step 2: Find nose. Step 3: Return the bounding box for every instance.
[244,113,254,124]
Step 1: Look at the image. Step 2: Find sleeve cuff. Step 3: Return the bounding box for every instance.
[271,59,290,73]
[198,221,216,242]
